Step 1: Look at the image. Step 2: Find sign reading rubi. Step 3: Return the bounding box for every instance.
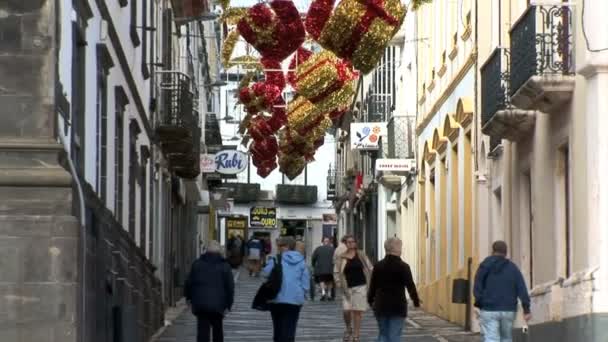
[215,150,247,175]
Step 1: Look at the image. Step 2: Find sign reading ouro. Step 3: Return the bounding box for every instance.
[215,150,247,175]
[350,122,387,150]
[250,207,277,229]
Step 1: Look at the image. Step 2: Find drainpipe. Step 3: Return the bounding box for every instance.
[57,122,86,342]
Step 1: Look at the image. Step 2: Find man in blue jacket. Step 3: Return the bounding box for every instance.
[474,241,531,342]
[185,241,235,342]
[262,236,310,342]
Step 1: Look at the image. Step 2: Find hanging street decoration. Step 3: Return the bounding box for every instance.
[305,0,407,74]
[219,0,427,179]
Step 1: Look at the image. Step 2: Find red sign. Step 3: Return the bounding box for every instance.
[171,0,211,24]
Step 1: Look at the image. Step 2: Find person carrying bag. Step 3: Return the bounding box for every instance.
[254,236,309,342]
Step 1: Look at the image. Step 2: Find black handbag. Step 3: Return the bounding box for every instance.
[252,254,283,311]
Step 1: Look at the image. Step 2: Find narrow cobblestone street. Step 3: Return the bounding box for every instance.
[155,271,480,342]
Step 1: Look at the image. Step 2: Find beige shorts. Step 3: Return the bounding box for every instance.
[342,285,369,312]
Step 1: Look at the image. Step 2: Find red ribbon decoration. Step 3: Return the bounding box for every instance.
[340,0,400,58]
[305,0,335,40]
[237,0,305,63]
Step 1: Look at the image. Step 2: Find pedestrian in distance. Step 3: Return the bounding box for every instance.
[247,235,263,277]
[474,240,531,342]
[312,236,336,301]
[184,240,235,342]
[263,236,272,266]
[333,235,348,301]
[262,236,310,342]
[295,240,306,257]
[368,237,420,342]
[335,235,374,342]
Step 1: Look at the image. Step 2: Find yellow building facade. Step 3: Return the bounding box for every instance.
[411,0,477,326]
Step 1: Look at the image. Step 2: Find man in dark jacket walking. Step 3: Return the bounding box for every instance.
[474,241,531,342]
[368,237,420,342]
[312,237,336,301]
[185,241,235,342]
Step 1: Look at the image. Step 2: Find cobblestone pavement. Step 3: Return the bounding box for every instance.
[155,270,481,342]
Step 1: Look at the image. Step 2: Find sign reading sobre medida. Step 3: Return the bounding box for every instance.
[250,207,277,228]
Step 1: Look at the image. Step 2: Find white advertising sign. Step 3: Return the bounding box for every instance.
[201,154,216,173]
[350,122,387,150]
[214,150,247,175]
[375,159,415,172]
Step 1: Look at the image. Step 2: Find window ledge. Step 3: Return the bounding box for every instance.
[449,46,458,60]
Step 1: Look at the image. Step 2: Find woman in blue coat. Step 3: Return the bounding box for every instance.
[262,236,310,342]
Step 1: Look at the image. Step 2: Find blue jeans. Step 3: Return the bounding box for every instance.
[376,316,405,342]
[480,310,516,342]
[270,303,301,342]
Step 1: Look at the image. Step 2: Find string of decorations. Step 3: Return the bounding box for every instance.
[220,0,431,178]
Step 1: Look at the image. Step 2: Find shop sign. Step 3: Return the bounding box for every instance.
[250,207,277,228]
[201,154,216,173]
[350,122,387,150]
[226,216,248,238]
[215,150,247,175]
[375,158,416,172]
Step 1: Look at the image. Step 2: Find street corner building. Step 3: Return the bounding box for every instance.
[0,0,222,341]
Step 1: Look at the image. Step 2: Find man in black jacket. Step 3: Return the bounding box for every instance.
[368,237,420,342]
[185,241,235,342]
[474,241,531,342]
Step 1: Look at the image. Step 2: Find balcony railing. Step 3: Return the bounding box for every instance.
[509,4,574,111]
[481,47,536,143]
[173,112,202,179]
[156,71,196,152]
[276,184,318,205]
[222,183,261,203]
[155,71,202,178]
[481,48,510,127]
[327,168,336,201]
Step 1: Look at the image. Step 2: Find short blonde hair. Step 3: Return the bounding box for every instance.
[384,237,402,254]
[206,240,222,253]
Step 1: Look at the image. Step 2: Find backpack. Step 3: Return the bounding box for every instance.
[252,254,283,311]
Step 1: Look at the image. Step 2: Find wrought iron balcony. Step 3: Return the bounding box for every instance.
[481,48,536,143]
[276,184,318,205]
[509,4,575,113]
[327,168,337,201]
[222,183,261,203]
[173,112,202,179]
[156,71,196,153]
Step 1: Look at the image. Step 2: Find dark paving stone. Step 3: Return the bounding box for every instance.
[157,270,481,342]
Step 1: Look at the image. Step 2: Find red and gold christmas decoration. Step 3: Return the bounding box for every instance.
[290,50,358,113]
[250,135,279,178]
[222,0,306,66]
[305,0,406,74]
[239,82,282,115]
[287,47,314,86]
[278,152,307,180]
[328,106,348,126]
